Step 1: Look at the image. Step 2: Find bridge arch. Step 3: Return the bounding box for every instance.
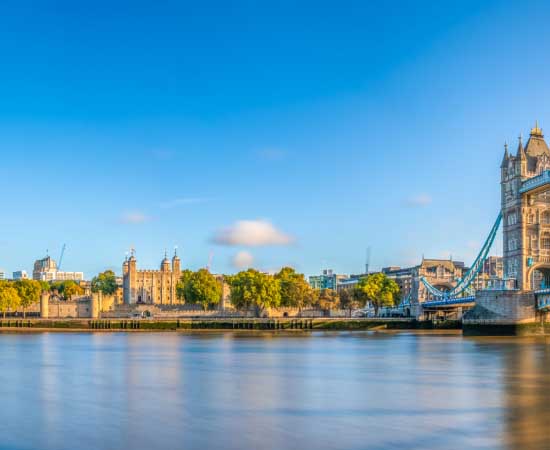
[527,263,550,290]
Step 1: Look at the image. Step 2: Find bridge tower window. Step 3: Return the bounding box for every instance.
[543,211,550,225]
[542,233,550,250]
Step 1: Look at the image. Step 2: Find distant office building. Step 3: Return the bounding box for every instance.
[32,256,84,282]
[309,269,348,291]
[382,266,415,299]
[482,256,504,278]
[12,270,28,280]
[335,272,370,293]
[0,270,5,281]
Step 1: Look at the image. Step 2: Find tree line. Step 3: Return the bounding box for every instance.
[169,267,400,317]
[0,268,401,319]
[0,279,86,318]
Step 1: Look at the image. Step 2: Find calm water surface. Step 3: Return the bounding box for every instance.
[0,330,549,450]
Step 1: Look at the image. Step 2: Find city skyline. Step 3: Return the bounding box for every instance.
[2,1,550,277]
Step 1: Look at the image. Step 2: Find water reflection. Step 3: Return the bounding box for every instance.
[499,340,550,449]
[2,331,550,449]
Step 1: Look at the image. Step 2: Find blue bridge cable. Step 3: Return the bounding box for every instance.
[420,212,503,299]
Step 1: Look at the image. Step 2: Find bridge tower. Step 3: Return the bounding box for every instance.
[501,123,550,290]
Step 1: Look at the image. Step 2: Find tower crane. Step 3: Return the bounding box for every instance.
[58,244,66,270]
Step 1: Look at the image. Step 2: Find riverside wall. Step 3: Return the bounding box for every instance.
[462,290,543,336]
[0,317,460,332]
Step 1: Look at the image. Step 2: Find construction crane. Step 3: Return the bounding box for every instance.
[58,244,66,270]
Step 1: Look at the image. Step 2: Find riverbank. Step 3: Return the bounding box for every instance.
[0,318,462,332]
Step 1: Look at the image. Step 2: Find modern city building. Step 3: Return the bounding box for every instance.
[0,270,5,281]
[12,270,28,280]
[32,256,84,282]
[309,269,348,291]
[123,250,181,305]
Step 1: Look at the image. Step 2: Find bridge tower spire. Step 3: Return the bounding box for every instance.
[500,141,509,168]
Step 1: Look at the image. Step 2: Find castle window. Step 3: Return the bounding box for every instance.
[528,214,534,224]
[542,233,550,250]
[543,211,550,225]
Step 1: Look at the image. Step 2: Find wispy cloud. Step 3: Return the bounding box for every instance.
[403,194,432,207]
[119,211,151,224]
[232,251,254,269]
[160,197,211,209]
[212,219,293,247]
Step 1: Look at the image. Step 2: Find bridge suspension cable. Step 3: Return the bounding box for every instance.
[420,212,502,299]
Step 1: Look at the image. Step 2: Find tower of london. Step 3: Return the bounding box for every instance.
[122,250,182,305]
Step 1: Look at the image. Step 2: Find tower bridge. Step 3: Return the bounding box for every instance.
[413,123,550,323]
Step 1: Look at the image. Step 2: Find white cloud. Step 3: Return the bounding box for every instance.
[160,197,210,208]
[119,211,151,224]
[212,220,293,247]
[404,194,432,207]
[232,251,254,269]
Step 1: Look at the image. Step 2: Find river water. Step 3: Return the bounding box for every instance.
[0,330,548,450]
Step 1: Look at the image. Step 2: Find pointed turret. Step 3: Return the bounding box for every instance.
[517,134,526,160]
[501,141,510,168]
[172,246,181,273]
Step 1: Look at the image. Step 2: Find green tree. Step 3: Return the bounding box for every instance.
[275,267,315,310]
[51,280,84,300]
[316,289,340,314]
[183,269,222,311]
[63,281,84,300]
[0,282,21,318]
[91,270,118,295]
[176,269,194,303]
[227,269,281,317]
[355,273,400,315]
[38,281,50,293]
[14,279,42,318]
[339,289,362,317]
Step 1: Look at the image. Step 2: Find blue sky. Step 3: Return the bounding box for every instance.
[0,0,549,277]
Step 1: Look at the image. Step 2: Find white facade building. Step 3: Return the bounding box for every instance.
[12,270,28,280]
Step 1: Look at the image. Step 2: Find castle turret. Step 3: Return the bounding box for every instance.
[123,250,137,304]
[161,251,171,272]
[172,248,181,274]
[40,291,49,318]
[500,142,509,169]
[171,248,181,304]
